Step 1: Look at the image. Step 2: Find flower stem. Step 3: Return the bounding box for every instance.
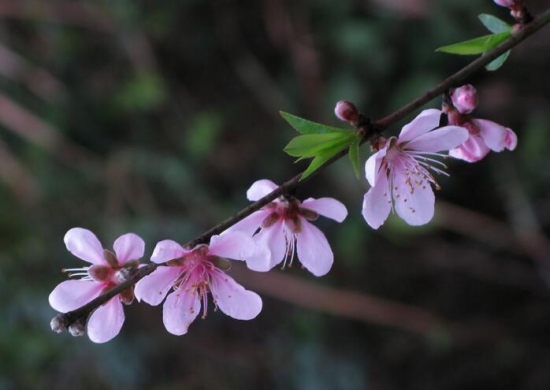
[53,7,550,331]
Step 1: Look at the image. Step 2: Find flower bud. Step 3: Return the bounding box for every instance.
[450,85,477,114]
[334,100,359,123]
[493,0,516,7]
[50,314,68,333]
[68,318,86,337]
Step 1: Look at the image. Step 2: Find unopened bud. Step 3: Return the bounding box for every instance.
[50,314,68,333]
[334,100,359,123]
[450,85,477,114]
[68,318,86,337]
[493,0,516,7]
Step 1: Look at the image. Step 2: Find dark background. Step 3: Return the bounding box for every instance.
[1,0,550,389]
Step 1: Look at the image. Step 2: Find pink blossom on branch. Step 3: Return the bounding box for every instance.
[494,0,516,8]
[48,228,144,343]
[227,179,348,277]
[448,119,517,162]
[446,84,517,162]
[134,232,262,336]
[362,109,469,229]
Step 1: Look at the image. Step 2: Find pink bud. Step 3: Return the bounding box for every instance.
[493,0,516,8]
[334,100,359,123]
[450,85,478,114]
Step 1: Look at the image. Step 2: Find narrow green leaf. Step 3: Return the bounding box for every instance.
[478,14,511,34]
[284,132,355,158]
[280,111,347,135]
[348,137,361,179]
[436,32,510,55]
[298,135,357,180]
[485,49,511,71]
[300,154,333,181]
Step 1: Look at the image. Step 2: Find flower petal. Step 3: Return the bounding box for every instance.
[208,232,255,260]
[87,297,125,343]
[210,272,262,320]
[393,170,435,226]
[134,266,179,306]
[365,148,386,186]
[49,280,103,313]
[404,126,468,152]
[162,290,200,336]
[296,221,334,276]
[223,210,270,236]
[113,233,145,264]
[301,198,348,223]
[361,170,392,229]
[246,222,286,271]
[504,128,517,150]
[151,240,187,264]
[398,109,442,143]
[64,228,105,265]
[449,134,490,162]
[474,119,510,152]
[246,179,278,201]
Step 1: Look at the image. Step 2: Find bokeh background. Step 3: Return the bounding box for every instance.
[1,0,550,389]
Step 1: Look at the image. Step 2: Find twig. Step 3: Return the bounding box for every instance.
[53,7,550,330]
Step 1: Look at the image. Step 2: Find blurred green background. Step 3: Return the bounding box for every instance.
[1,0,550,389]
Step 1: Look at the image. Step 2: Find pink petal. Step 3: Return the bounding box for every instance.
[301,198,348,222]
[246,179,278,201]
[296,221,334,276]
[87,297,125,343]
[393,170,435,226]
[113,233,145,264]
[361,170,392,229]
[64,228,105,265]
[162,290,201,336]
[210,272,262,320]
[365,148,386,186]
[223,210,270,236]
[404,126,468,152]
[505,128,517,150]
[151,240,187,264]
[449,134,490,162]
[398,109,442,143]
[49,280,103,313]
[246,222,286,271]
[134,266,179,306]
[208,232,255,260]
[474,119,509,152]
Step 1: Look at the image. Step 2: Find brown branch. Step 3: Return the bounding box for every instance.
[52,7,550,332]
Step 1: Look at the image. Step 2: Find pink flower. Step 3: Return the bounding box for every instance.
[448,118,518,163]
[134,232,262,336]
[227,179,348,276]
[450,84,477,114]
[494,0,516,8]
[49,228,144,343]
[362,109,469,229]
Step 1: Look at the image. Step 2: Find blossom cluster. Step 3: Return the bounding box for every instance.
[50,183,347,342]
[49,83,517,342]
[361,84,516,229]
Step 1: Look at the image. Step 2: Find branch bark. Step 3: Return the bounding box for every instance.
[53,7,550,332]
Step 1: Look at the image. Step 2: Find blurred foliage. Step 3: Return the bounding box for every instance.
[1,0,550,389]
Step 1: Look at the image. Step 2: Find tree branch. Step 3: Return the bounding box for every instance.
[53,7,550,332]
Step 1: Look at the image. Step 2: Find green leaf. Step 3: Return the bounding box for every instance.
[436,32,511,55]
[299,139,353,180]
[485,49,511,71]
[348,137,361,179]
[284,132,355,158]
[280,111,347,135]
[478,14,511,34]
[300,154,333,181]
